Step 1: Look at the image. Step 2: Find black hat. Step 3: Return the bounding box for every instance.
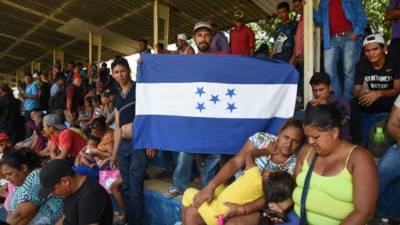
[39,159,74,198]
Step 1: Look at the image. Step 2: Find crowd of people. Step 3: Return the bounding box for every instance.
[0,0,399,225]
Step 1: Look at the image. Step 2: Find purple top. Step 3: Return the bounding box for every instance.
[388,0,400,38]
[210,31,230,52]
[306,93,352,141]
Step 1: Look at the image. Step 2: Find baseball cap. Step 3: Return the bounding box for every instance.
[39,159,75,198]
[363,34,385,47]
[0,133,10,142]
[193,21,212,32]
[43,114,66,130]
[72,73,81,80]
[177,33,187,41]
[233,10,245,20]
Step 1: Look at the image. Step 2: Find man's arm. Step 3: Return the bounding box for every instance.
[352,0,368,37]
[248,29,255,56]
[7,202,39,225]
[111,108,121,169]
[377,79,400,97]
[387,101,400,141]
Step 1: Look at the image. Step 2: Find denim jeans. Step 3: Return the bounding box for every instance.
[376,144,400,220]
[172,152,221,193]
[117,139,147,225]
[324,34,361,100]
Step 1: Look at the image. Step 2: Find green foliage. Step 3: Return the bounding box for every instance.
[247,0,393,49]
[362,0,391,40]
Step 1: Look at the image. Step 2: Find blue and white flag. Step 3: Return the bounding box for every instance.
[133,54,298,154]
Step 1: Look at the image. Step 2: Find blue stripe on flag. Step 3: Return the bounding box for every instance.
[137,54,299,85]
[133,115,287,154]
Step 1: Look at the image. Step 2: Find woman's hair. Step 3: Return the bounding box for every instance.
[111,56,131,71]
[260,171,296,225]
[1,148,41,172]
[280,118,303,133]
[304,104,345,131]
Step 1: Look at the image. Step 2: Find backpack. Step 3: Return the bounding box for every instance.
[49,89,66,111]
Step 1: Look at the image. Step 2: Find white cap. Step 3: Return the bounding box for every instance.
[193,21,212,32]
[363,34,385,47]
[177,33,187,41]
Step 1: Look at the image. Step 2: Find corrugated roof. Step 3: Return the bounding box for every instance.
[0,0,282,74]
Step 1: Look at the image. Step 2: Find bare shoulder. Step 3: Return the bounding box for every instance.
[297,144,312,164]
[347,145,376,173]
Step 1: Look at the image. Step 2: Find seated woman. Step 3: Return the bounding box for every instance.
[288,104,378,225]
[1,148,63,225]
[15,109,47,154]
[183,118,305,225]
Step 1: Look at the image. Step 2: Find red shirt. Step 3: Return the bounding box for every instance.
[229,25,255,55]
[329,0,353,35]
[50,129,87,157]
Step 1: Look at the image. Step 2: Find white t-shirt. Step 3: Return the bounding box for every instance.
[395,95,400,108]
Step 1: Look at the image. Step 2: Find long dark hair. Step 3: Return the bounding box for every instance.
[259,171,296,225]
[1,148,41,172]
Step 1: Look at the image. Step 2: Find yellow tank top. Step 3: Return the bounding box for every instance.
[292,146,356,225]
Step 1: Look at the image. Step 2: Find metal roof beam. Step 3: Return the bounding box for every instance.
[0,32,46,49]
[2,0,67,24]
[0,0,74,61]
[251,0,276,15]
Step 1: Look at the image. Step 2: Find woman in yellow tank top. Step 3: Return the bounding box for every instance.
[288,104,378,225]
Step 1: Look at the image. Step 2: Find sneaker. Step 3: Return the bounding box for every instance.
[165,188,182,199]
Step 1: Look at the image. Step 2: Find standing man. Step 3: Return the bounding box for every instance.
[229,10,255,56]
[158,34,195,54]
[109,56,155,225]
[271,2,298,64]
[314,0,367,100]
[167,22,223,198]
[208,18,230,53]
[39,159,113,225]
[65,73,83,125]
[19,73,39,138]
[387,0,400,61]
[350,34,400,143]
[138,39,151,54]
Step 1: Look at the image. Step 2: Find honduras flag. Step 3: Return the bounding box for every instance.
[133,54,298,154]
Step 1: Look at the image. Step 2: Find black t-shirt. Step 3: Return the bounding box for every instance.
[39,81,51,110]
[113,82,136,127]
[0,95,19,133]
[63,177,113,225]
[355,56,400,90]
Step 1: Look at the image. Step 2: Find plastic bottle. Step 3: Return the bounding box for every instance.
[374,127,385,144]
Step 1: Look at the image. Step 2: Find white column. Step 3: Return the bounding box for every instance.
[303,0,319,108]
[153,0,159,54]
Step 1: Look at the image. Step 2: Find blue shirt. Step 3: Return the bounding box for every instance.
[50,83,62,97]
[24,83,39,111]
[314,0,367,49]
